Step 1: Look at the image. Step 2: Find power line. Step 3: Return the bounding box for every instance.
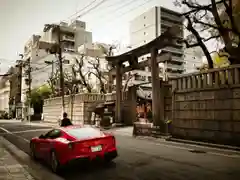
[67,0,98,20]
[95,0,137,20]
[90,0,155,29]
[86,0,130,18]
[31,59,58,73]
[74,0,110,19]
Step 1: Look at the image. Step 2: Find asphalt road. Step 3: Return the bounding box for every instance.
[1,121,240,180]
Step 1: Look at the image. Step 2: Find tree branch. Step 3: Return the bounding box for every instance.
[186,15,214,68]
[223,0,240,35]
[182,0,224,16]
[194,17,238,34]
[203,35,221,42]
[211,0,232,46]
[183,40,200,48]
[123,73,135,92]
[182,0,211,11]
[74,56,92,93]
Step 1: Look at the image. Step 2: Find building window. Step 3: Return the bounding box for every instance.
[63,60,70,64]
[144,24,146,27]
[144,16,146,19]
[144,40,146,43]
[148,76,152,82]
[122,74,127,80]
[134,74,145,81]
[144,32,146,35]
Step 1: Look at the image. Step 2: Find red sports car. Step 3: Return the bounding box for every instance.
[30,125,118,173]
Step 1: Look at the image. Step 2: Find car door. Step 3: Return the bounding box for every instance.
[39,129,62,160]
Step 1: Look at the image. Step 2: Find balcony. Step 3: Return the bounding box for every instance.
[62,35,75,42]
[161,13,183,24]
[163,47,183,55]
[161,19,175,28]
[166,64,185,71]
[64,46,75,52]
[171,56,184,63]
[161,28,183,39]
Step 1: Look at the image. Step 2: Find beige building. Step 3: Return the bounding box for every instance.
[184,47,204,73]
[21,20,94,103]
[0,79,10,112]
[40,20,92,53]
[130,6,184,79]
[127,7,184,88]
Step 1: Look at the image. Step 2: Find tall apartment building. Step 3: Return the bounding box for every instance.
[21,20,93,103]
[40,21,92,53]
[184,47,203,73]
[0,78,10,112]
[129,6,184,82]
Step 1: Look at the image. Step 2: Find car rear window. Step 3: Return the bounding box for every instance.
[66,127,103,139]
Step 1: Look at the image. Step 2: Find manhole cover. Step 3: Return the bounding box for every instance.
[189,149,206,154]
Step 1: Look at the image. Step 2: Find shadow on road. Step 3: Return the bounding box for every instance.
[59,161,117,179]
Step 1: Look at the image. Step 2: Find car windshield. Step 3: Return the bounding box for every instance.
[66,127,103,140]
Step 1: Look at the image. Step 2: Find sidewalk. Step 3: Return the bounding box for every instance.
[0,143,35,180]
[23,121,59,128]
[110,126,133,136]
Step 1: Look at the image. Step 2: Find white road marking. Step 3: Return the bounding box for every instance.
[115,133,240,159]
[0,126,30,143]
[163,139,240,152]
[146,141,240,159]
[12,129,52,134]
[22,138,30,142]
[208,151,240,158]
[0,127,11,133]
[2,125,240,158]
[139,136,240,156]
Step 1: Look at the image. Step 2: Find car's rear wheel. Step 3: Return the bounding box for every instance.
[30,143,37,160]
[50,151,60,173]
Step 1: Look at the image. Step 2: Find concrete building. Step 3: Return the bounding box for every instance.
[129,6,184,84]
[184,47,204,73]
[0,79,10,112]
[21,20,94,103]
[40,21,92,53]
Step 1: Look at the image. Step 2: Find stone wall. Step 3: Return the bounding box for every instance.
[122,86,137,125]
[43,93,105,124]
[42,90,134,125]
[164,83,172,122]
[171,65,240,146]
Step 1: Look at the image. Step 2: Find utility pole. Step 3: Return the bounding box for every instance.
[25,58,32,123]
[56,25,65,116]
[16,57,23,120]
[43,23,65,118]
[52,59,54,78]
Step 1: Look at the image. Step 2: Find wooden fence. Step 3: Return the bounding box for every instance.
[170,65,240,146]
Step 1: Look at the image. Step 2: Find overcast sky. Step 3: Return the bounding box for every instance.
[0,0,184,73]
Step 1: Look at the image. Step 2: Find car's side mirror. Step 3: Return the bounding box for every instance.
[39,134,45,139]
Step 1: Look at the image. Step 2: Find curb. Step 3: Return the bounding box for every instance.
[168,138,240,152]
[0,137,64,180]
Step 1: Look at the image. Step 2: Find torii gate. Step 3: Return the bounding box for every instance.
[106,26,181,131]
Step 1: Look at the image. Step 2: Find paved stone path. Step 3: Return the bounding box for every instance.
[0,143,35,180]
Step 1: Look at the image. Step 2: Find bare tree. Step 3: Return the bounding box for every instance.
[63,69,81,121]
[88,57,108,94]
[175,0,240,68]
[122,73,136,92]
[86,43,117,94]
[72,55,93,93]
[47,70,60,97]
